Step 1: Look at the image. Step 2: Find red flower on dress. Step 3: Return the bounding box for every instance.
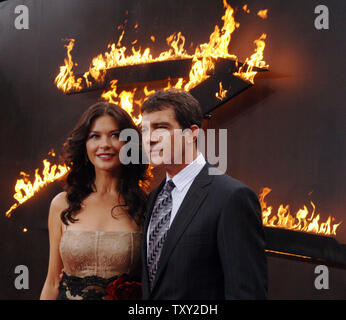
[104,274,142,300]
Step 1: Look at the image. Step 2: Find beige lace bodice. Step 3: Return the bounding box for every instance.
[59,226,142,279]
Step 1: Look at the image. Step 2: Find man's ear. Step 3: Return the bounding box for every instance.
[183,125,200,144]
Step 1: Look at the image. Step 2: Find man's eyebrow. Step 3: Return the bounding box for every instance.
[140,121,171,130]
[152,121,171,126]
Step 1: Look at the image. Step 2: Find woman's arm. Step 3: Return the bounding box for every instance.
[40,192,67,300]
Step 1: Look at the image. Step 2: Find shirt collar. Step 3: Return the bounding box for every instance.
[166,153,206,192]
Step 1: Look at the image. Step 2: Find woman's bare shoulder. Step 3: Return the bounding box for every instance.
[48,192,69,231]
[50,191,69,211]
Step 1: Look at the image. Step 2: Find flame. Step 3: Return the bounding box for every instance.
[80,30,190,88]
[54,39,84,92]
[242,4,250,13]
[233,33,268,84]
[5,153,70,217]
[215,82,228,100]
[55,1,267,96]
[257,9,268,19]
[143,86,156,96]
[259,187,342,236]
[183,0,240,91]
[139,165,154,193]
[100,79,142,125]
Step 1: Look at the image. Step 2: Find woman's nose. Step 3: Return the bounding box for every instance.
[99,136,111,148]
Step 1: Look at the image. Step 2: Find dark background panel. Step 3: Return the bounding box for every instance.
[209,0,345,244]
[0,0,345,299]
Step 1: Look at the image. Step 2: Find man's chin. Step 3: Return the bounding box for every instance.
[149,156,172,167]
[149,157,164,167]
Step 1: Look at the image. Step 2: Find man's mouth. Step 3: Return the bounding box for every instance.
[150,149,162,155]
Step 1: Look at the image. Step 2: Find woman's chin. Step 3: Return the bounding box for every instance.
[93,160,121,172]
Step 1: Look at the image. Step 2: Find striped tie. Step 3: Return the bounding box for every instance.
[147,179,175,289]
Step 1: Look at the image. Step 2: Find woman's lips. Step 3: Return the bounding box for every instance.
[97,153,115,161]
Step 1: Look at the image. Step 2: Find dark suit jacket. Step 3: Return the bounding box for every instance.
[141,162,268,299]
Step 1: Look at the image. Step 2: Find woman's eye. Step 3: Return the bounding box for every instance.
[111,133,120,138]
[89,134,99,139]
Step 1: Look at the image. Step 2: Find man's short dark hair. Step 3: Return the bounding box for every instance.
[141,89,203,129]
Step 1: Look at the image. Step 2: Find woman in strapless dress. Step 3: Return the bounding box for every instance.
[40,102,149,300]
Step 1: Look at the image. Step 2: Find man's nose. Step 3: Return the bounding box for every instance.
[150,133,160,143]
[142,131,158,144]
[150,130,164,143]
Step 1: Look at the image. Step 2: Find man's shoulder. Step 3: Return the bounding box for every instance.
[208,171,257,199]
[210,171,249,189]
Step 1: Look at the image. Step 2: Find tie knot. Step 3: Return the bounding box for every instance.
[163,179,175,193]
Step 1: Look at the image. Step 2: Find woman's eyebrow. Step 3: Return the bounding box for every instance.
[89,129,120,133]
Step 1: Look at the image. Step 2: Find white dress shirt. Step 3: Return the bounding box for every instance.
[166,152,206,227]
[147,153,206,249]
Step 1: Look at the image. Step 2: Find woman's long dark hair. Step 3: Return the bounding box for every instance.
[60,102,148,226]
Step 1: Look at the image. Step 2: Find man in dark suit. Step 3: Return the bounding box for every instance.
[140,89,267,299]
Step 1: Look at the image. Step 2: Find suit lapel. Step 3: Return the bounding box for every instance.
[151,163,213,291]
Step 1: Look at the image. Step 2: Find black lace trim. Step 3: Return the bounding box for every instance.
[57,272,120,300]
